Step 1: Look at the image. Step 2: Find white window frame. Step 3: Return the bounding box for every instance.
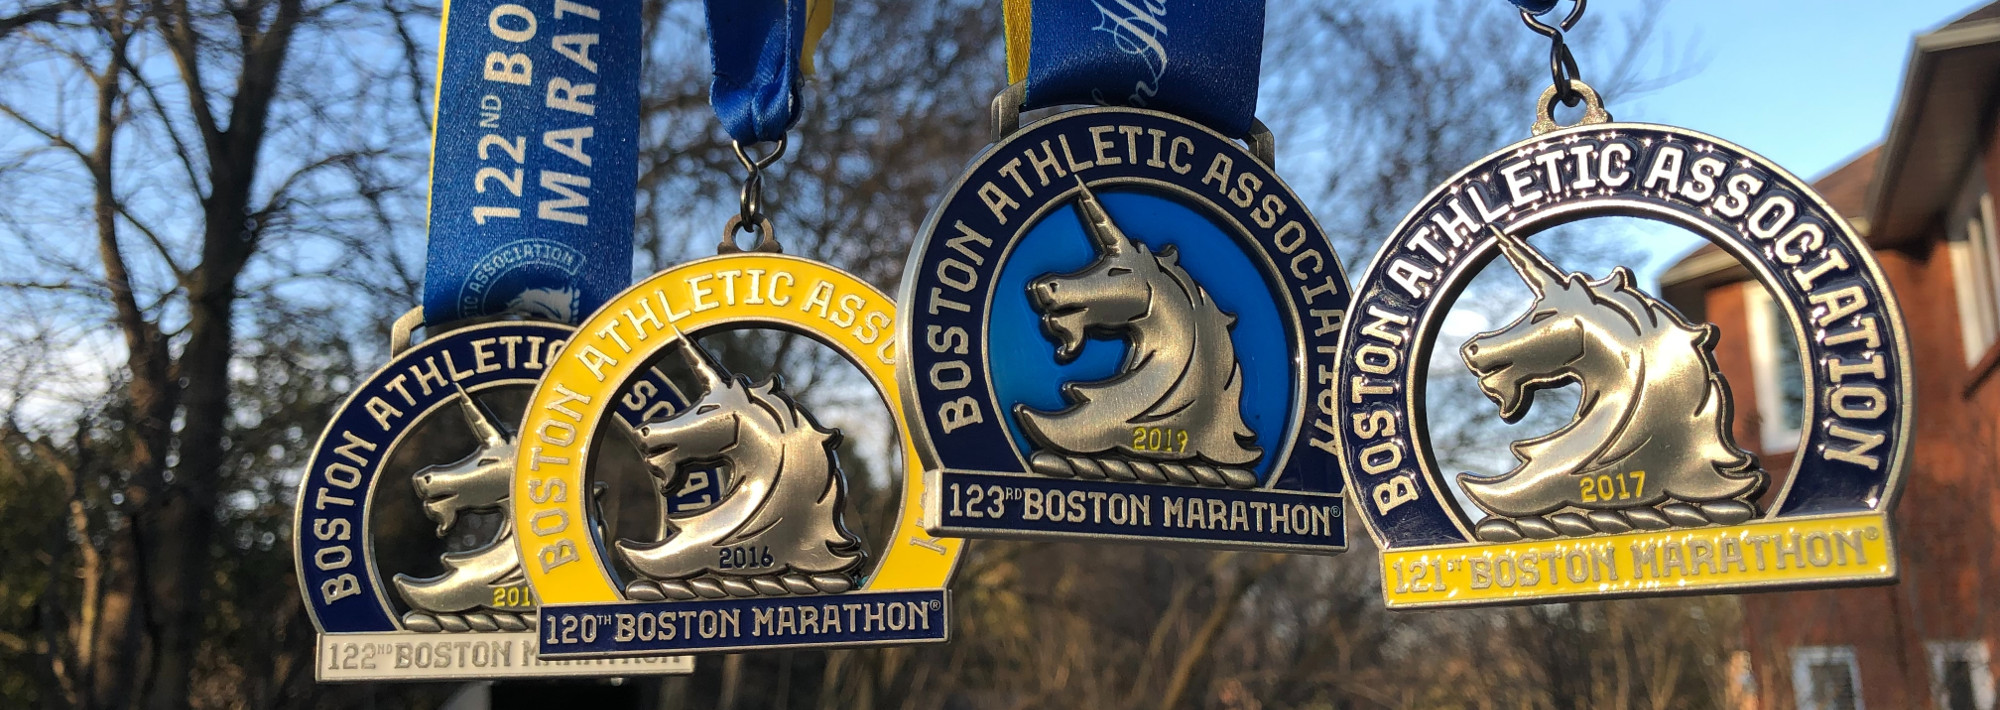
[1792,645,1865,710]
[1928,640,1995,710]
[1744,282,1804,453]
[1947,166,2000,366]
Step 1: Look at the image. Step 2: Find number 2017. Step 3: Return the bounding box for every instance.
[1580,471,1645,503]
[1132,427,1189,453]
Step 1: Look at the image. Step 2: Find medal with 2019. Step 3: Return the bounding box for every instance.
[512,254,960,658]
[900,103,1352,553]
[1335,80,1912,607]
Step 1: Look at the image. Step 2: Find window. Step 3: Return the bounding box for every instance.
[1928,640,1995,710]
[1792,646,1864,710]
[1744,282,1806,452]
[1947,169,2000,365]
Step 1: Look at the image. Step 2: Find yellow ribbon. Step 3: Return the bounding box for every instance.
[802,0,834,76]
[1003,0,1031,84]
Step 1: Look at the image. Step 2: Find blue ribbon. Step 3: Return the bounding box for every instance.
[1010,0,1265,138]
[421,0,642,327]
[1509,0,1559,13]
[705,0,816,144]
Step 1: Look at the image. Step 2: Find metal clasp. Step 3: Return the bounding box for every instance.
[1521,0,1588,106]
[720,138,786,254]
[989,82,1279,169]
[390,306,425,355]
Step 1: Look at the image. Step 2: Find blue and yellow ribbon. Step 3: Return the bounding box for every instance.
[705,0,833,144]
[1002,0,1265,138]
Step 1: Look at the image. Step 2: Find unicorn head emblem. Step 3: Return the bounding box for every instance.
[1012,181,1262,489]
[392,389,532,628]
[1456,226,1763,524]
[615,334,865,596]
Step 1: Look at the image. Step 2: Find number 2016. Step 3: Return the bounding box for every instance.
[491,585,533,608]
[1580,471,1645,503]
[718,545,774,570]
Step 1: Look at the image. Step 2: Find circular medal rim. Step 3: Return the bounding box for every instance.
[1334,121,1916,549]
[894,104,1345,492]
[293,318,571,634]
[513,251,959,603]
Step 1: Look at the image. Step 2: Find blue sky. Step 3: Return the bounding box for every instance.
[1604,0,1986,272]
[1623,0,1982,178]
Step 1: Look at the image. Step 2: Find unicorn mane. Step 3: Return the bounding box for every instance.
[1457,227,1762,519]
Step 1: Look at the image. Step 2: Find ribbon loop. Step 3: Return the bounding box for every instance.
[1004,0,1265,138]
[420,0,643,327]
[706,0,831,144]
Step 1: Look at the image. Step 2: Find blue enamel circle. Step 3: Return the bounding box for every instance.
[988,188,1293,482]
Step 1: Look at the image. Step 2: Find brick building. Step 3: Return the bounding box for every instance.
[1659,4,2000,708]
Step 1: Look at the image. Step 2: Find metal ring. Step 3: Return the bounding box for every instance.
[1530,79,1612,137]
[1519,0,1585,37]
[732,137,786,229]
[738,171,766,224]
[1549,40,1583,106]
[718,215,782,254]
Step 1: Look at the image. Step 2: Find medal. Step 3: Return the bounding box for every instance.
[897,0,1353,552]
[293,0,692,680]
[511,0,961,659]
[1335,1,1911,607]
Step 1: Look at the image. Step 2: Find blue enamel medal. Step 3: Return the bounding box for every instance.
[898,0,1352,553]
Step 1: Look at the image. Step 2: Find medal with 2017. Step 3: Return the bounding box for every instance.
[1336,4,1911,607]
[902,107,1350,553]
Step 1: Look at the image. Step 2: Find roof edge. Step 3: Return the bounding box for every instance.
[1865,17,2000,239]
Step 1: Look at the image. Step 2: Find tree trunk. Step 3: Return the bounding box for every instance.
[85,9,168,707]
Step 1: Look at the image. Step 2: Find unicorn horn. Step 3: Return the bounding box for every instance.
[1487,225,1562,296]
[450,381,507,448]
[664,322,729,393]
[1071,177,1127,255]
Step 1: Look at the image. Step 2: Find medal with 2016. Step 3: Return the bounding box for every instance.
[509,0,960,658]
[511,255,960,657]
[1336,71,1911,603]
[900,105,1352,553]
